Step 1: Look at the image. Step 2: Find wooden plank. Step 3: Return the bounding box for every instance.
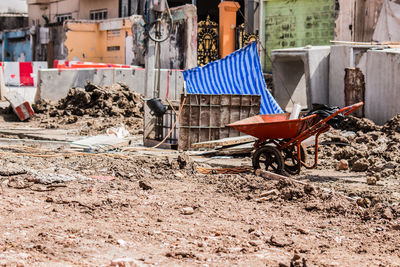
[0,128,79,142]
[354,0,384,42]
[191,135,256,149]
[214,147,254,156]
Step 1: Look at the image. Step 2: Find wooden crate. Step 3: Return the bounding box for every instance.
[178,94,261,150]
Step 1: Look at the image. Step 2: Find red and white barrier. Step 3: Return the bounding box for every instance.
[5,90,35,121]
[1,62,48,87]
[54,60,131,69]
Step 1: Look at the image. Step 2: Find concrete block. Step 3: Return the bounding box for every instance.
[329,45,376,107]
[32,62,48,87]
[0,71,5,100]
[5,86,37,104]
[271,46,330,111]
[3,62,21,86]
[3,62,48,87]
[36,68,114,102]
[113,68,146,95]
[36,68,185,103]
[365,49,400,125]
[113,68,184,99]
[5,91,35,121]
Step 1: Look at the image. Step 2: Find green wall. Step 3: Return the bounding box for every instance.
[262,0,335,71]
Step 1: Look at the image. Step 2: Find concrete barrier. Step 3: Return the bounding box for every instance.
[54,60,138,69]
[36,68,185,102]
[271,46,330,112]
[0,71,5,100]
[365,49,400,125]
[2,62,48,87]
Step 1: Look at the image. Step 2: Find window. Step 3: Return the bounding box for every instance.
[107,46,120,51]
[90,9,108,20]
[107,30,121,39]
[56,13,72,23]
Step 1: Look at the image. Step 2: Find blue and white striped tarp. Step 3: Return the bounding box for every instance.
[183,42,283,115]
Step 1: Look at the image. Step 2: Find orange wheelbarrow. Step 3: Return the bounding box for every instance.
[228,102,364,175]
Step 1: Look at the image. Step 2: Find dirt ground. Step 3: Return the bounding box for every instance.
[0,143,400,266]
[1,91,400,266]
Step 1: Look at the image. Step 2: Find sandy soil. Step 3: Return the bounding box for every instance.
[1,91,400,266]
[1,152,400,266]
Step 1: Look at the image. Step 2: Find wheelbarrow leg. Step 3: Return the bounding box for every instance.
[282,143,306,175]
[302,126,329,169]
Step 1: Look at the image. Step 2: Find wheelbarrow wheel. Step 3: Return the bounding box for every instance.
[283,144,307,175]
[252,146,284,174]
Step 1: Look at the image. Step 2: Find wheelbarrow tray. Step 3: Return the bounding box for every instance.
[227,113,319,140]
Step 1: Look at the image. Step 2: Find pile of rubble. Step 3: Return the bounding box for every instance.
[32,82,144,135]
[319,115,400,180]
[34,82,143,119]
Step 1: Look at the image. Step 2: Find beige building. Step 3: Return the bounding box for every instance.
[27,0,137,26]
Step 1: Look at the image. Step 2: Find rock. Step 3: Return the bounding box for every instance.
[382,207,394,220]
[117,239,127,247]
[109,257,136,267]
[181,207,194,215]
[304,202,320,211]
[291,254,306,267]
[248,240,263,247]
[366,177,377,185]
[303,184,316,195]
[373,173,382,181]
[174,172,185,179]
[138,180,152,190]
[166,251,196,258]
[268,235,293,247]
[391,224,400,230]
[383,161,396,170]
[259,189,279,198]
[0,167,27,176]
[296,228,308,234]
[176,154,192,169]
[255,195,278,203]
[351,158,369,172]
[356,198,371,208]
[336,159,349,171]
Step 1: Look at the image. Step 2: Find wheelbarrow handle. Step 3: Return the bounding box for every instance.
[313,102,364,128]
[338,102,364,116]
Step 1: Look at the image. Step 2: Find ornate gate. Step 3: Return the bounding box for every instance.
[197,16,219,66]
[236,23,258,49]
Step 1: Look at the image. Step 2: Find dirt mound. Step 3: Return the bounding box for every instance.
[339,116,382,133]
[383,113,400,133]
[32,82,144,135]
[204,172,399,221]
[317,114,400,180]
[34,82,143,118]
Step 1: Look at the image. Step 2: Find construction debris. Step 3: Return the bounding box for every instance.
[5,91,35,121]
[32,82,144,135]
[191,135,256,149]
[318,114,400,179]
[34,82,143,118]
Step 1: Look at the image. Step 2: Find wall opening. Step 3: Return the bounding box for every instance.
[272,56,307,112]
